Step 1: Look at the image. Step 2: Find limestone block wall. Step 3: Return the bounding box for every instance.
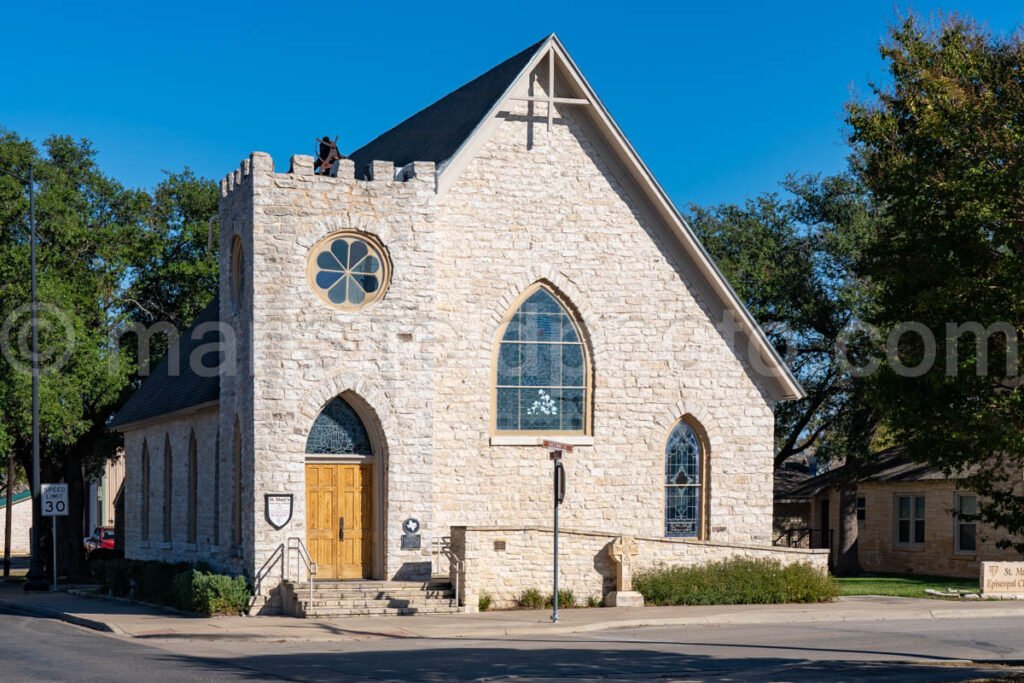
[432,84,777,546]
[218,156,258,577]
[452,525,828,611]
[122,408,228,568]
[813,481,1021,578]
[0,497,31,555]
[221,152,439,580]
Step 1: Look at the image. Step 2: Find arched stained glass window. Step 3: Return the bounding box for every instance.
[495,286,588,434]
[306,398,373,455]
[665,421,704,538]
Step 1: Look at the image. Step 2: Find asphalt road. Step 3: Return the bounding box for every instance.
[2,605,1023,682]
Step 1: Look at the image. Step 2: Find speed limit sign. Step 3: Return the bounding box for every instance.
[41,483,69,517]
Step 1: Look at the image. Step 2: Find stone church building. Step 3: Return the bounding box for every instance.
[111,35,824,612]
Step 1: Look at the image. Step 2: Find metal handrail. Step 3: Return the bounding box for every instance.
[253,542,285,599]
[431,536,464,607]
[287,537,317,605]
[450,552,464,608]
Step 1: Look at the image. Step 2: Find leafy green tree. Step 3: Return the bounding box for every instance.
[847,15,1024,551]
[0,130,147,574]
[690,174,881,573]
[0,130,218,576]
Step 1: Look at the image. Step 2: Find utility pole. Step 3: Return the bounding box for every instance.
[4,456,13,577]
[1,163,47,590]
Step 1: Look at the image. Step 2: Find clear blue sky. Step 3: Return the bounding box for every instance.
[2,1,1021,208]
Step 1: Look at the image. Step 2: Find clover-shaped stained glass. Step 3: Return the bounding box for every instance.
[307,233,390,310]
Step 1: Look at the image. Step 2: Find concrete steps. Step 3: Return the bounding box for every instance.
[281,579,461,618]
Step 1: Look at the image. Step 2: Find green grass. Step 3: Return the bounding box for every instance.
[836,573,978,598]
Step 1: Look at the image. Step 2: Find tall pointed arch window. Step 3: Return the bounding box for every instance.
[665,420,707,538]
[495,285,589,434]
[232,419,242,548]
[141,440,150,541]
[186,431,198,544]
[163,434,173,543]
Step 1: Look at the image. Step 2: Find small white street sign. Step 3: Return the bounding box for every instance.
[41,483,69,517]
[542,439,574,454]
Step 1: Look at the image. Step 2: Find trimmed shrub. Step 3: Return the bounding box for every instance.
[90,559,251,615]
[634,558,838,606]
[516,588,545,609]
[135,560,189,606]
[544,589,576,609]
[478,592,493,612]
[192,573,250,616]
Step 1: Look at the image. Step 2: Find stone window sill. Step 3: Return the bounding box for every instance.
[139,541,151,550]
[893,543,925,553]
[489,435,594,447]
[159,542,172,550]
[184,543,198,552]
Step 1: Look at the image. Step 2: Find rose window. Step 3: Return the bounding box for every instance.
[307,233,390,310]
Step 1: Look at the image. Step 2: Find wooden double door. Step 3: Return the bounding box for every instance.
[306,463,373,579]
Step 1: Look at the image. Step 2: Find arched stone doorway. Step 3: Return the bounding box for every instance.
[304,392,387,579]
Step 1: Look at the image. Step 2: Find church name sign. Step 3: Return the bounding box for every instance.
[265,493,294,530]
[981,561,1024,595]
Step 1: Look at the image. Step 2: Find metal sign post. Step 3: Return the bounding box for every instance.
[40,484,68,591]
[543,440,572,624]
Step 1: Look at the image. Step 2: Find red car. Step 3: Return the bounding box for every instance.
[83,527,116,553]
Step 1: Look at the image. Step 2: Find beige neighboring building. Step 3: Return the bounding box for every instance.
[778,451,1022,578]
[88,449,125,532]
[110,34,824,614]
[0,488,32,556]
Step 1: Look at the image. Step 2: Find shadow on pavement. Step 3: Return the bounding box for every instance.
[159,645,1018,682]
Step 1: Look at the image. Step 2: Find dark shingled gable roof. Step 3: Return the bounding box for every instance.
[778,448,951,501]
[347,36,548,179]
[109,296,221,429]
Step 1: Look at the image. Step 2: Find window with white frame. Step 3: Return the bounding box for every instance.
[895,495,925,545]
[857,496,866,522]
[955,493,978,553]
[494,286,589,434]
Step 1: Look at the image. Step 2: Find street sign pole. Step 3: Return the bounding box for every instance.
[552,449,560,624]
[40,483,68,592]
[543,440,572,625]
[51,516,57,591]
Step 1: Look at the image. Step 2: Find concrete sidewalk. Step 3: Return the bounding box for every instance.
[3,581,1024,643]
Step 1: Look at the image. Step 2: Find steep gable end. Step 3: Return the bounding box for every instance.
[433,35,805,401]
[348,38,547,179]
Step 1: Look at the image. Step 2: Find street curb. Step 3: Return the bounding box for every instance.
[0,597,124,635]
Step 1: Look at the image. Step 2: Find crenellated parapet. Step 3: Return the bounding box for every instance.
[219,151,436,202]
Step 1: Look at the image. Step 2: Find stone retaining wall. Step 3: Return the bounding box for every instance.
[451,525,828,612]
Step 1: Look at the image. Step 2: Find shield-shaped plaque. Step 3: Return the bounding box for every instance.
[265,493,293,530]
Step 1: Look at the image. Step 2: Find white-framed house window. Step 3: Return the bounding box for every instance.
[955,493,978,554]
[895,494,925,545]
[856,496,866,523]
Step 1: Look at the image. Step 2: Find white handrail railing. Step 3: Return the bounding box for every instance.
[253,542,285,599]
